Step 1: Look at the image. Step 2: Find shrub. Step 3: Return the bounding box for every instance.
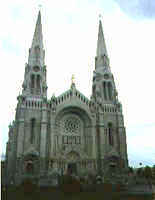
[21,178,38,194]
[102,183,113,193]
[61,174,81,193]
[144,166,152,179]
[136,167,144,177]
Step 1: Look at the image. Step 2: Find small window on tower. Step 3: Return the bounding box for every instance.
[108,123,113,146]
[103,82,107,100]
[76,136,81,144]
[63,136,68,144]
[108,82,112,100]
[30,118,35,144]
[31,74,35,88]
[37,75,41,90]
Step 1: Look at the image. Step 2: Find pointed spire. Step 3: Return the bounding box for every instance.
[24,11,47,98]
[96,20,108,57]
[28,10,45,67]
[31,10,43,49]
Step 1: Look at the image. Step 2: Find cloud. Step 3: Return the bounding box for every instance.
[127,123,155,167]
[114,0,155,19]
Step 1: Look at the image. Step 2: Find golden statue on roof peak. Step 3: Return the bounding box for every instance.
[71,74,75,84]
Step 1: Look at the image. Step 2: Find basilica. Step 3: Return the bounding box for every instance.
[5,11,128,185]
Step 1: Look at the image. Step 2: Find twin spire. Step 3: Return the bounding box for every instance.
[31,11,108,60]
[22,11,110,99]
[29,10,109,71]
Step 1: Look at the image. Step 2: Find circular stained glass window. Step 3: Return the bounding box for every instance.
[64,117,80,134]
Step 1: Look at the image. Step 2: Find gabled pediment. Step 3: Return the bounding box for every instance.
[54,86,91,108]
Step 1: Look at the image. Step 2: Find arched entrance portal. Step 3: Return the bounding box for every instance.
[66,151,79,175]
[68,163,77,174]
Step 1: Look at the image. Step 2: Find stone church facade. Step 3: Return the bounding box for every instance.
[5,11,128,185]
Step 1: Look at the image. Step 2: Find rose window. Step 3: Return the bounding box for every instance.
[63,117,80,134]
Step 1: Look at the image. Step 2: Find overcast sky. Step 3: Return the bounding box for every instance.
[0,0,155,167]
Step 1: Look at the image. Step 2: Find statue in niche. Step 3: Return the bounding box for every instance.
[117,102,122,112]
[25,160,34,174]
[95,85,101,97]
[51,94,56,112]
[53,162,58,170]
[49,160,53,169]
[95,85,102,105]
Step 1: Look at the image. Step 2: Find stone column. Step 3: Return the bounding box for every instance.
[92,121,96,158]
[99,113,105,158]
[119,127,128,168]
[17,119,25,157]
[40,102,48,171]
[50,114,55,157]
[106,82,109,100]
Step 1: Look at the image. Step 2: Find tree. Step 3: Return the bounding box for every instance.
[136,167,144,177]
[152,165,155,179]
[144,166,152,179]
[128,167,134,174]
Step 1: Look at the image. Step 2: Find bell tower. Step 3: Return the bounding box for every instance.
[92,19,128,169]
[92,20,117,104]
[22,11,47,98]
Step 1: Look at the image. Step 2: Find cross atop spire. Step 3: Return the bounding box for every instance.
[96,19,108,57]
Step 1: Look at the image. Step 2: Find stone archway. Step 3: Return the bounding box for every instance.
[66,151,80,162]
[66,151,79,175]
[54,106,93,158]
[25,161,34,174]
[23,152,39,175]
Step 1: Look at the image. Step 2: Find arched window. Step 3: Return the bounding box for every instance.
[37,75,41,90]
[108,82,112,100]
[103,82,107,100]
[26,161,34,174]
[30,118,35,144]
[108,123,113,146]
[93,85,96,96]
[31,74,35,89]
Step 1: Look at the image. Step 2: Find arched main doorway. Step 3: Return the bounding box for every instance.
[66,151,79,175]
